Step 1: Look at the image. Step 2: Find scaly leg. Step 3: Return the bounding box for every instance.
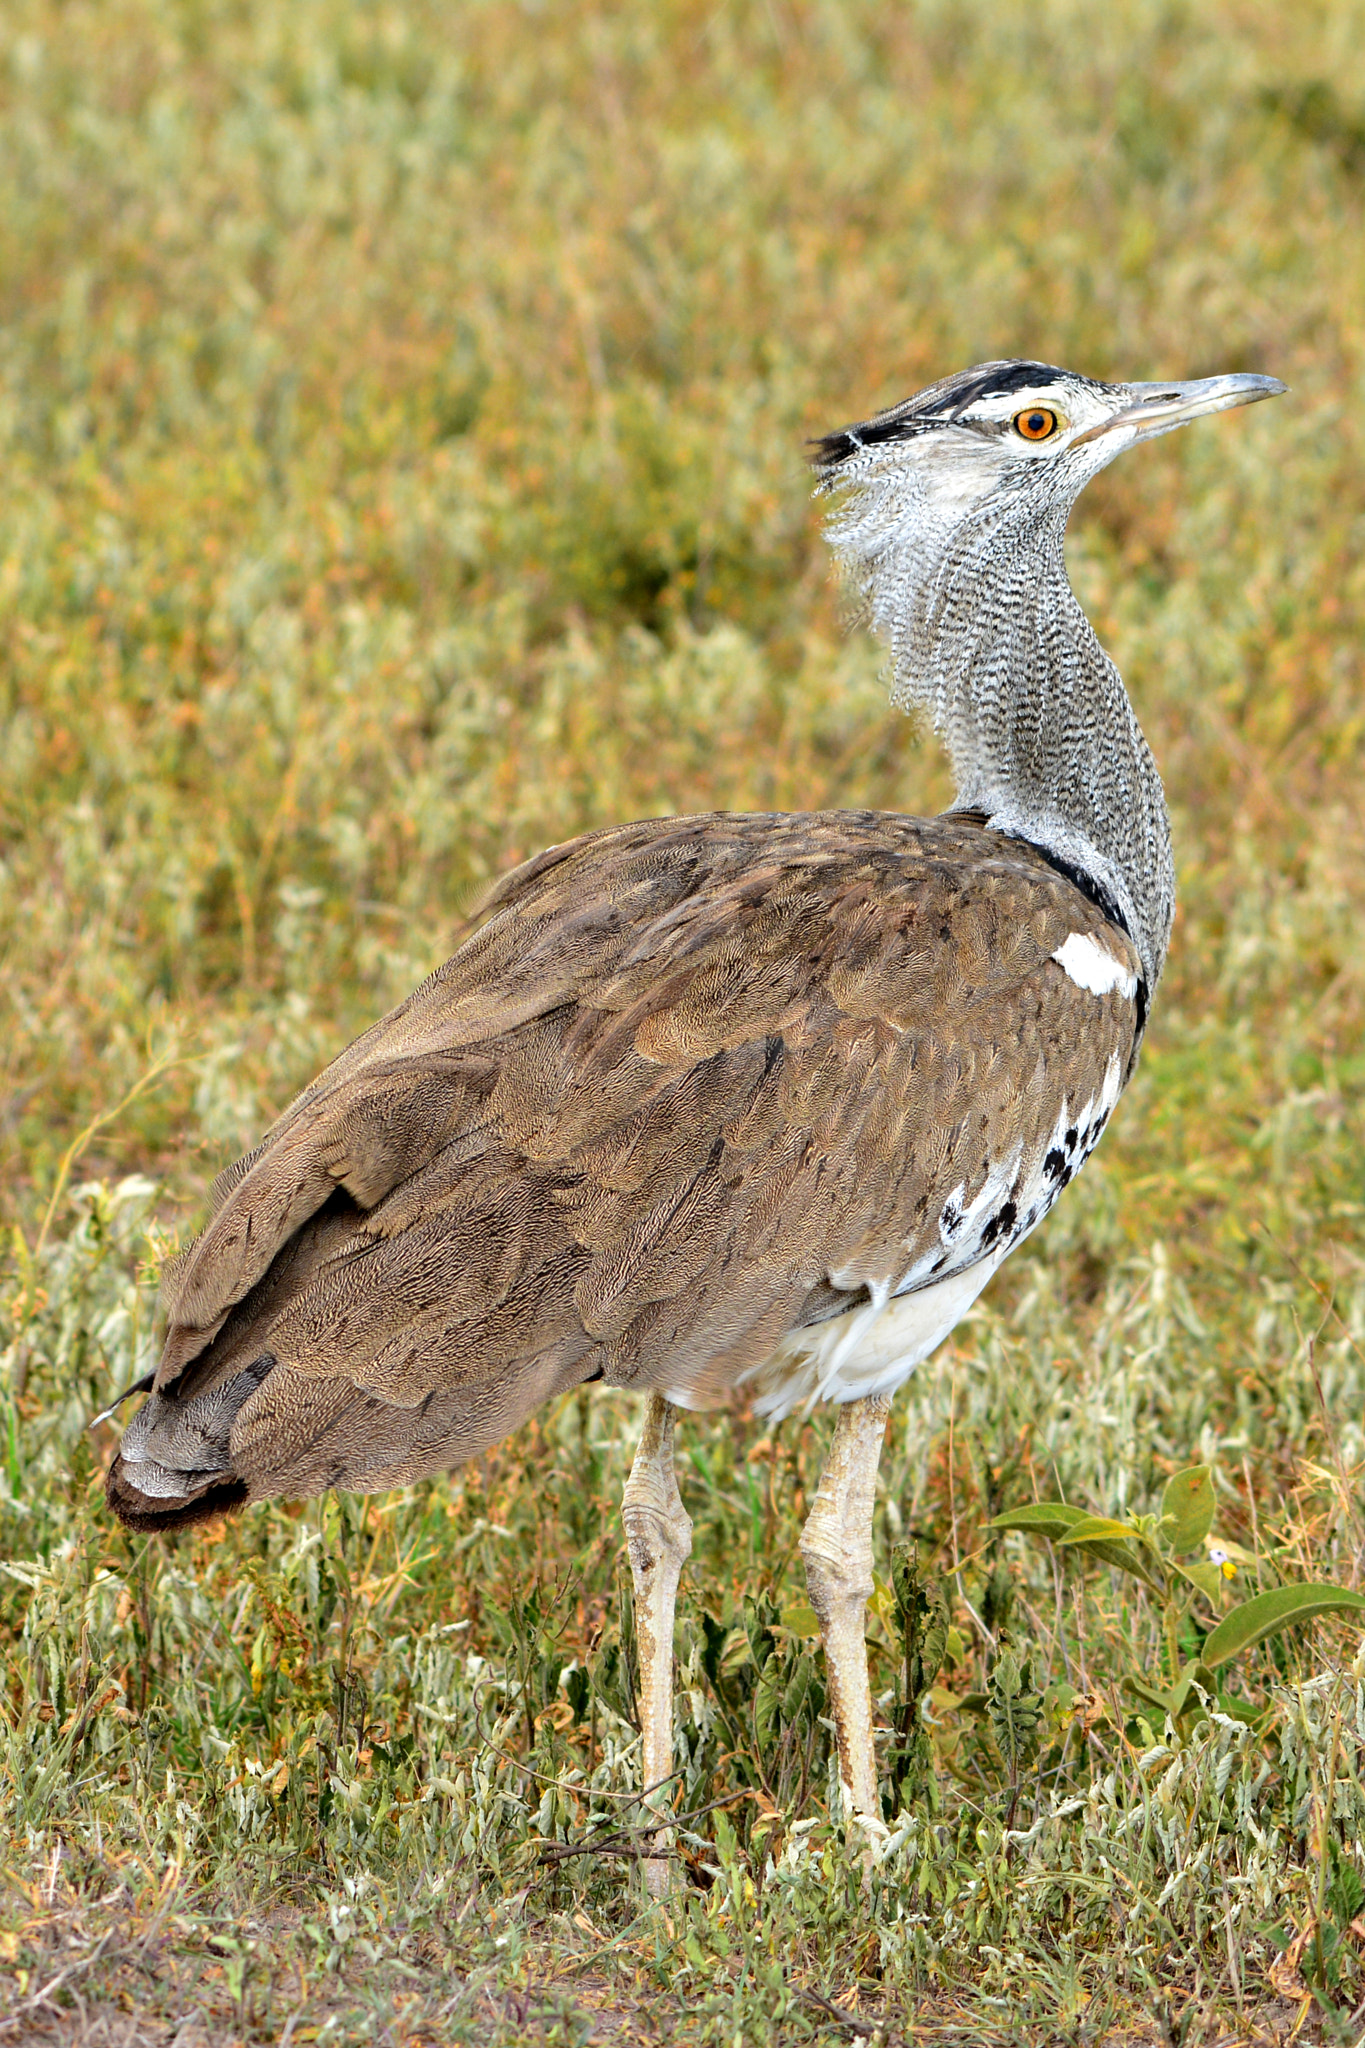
[798,1392,891,1831]
[621,1393,693,1899]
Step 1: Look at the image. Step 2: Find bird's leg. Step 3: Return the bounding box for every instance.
[799,1392,891,1834]
[621,1392,692,1899]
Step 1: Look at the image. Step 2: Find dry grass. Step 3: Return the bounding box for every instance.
[2,0,1365,2040]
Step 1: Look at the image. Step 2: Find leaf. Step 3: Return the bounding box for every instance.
[1073,1539,1166,1596]
[1161,1465,1216,1552]
[989,1502,1089,1541]
[1172,1559,1226,1601]
[1217,1694,1269,1729]
[1043,1680,1078,1728]
[990,1504,1163,1592]
[988,1646,1042,1775]
[701,1610,731,1685]
[779,1602,821,1640]
[1201,1584,1365,1672]
[780,1652,824,1725]
[1058,1515,1145,1546]
[1123,1661,1215,1722]
[1167,1662,1217,1719]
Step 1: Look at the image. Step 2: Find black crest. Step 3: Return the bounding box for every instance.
[810,359,1100,470]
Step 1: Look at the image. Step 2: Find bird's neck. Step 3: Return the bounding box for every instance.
[868,495,1174,988]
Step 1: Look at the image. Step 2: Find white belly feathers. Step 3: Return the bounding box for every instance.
[735,1246,1012,1416]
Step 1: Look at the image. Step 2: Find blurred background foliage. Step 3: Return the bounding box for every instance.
[2,0,1364,2039]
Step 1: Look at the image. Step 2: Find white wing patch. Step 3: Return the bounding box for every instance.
[1051,930,1137,999]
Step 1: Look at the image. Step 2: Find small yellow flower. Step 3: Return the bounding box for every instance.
[1208,1547,1237,1580]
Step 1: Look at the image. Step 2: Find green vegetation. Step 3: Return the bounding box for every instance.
[2,0,1364,2039]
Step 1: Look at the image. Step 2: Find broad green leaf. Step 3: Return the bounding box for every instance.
[1044,1680,1078,1727]
[1201,1584,1365,1672]
[1161,1465,1215,1552]
[1217,1694,1269,1729]
[1124,1661,1216,1721]
[1166,1662,1217,1719]
[1172,1559,1225,1601]
[930,1686,988,1718]
[779,1602,821,1640]
[991,1505,1163,1592]
[989,1502,1088,1540]
[1058,1515,1142,1545]
[1072,1538,1165,1596]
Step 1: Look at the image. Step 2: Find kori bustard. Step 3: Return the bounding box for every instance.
[104,359,1282,1890]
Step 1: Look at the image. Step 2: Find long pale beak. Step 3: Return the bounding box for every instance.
[1074,372,1287,448]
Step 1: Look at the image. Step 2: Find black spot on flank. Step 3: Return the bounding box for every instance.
[980,1200,1018,1249]
[1065,1127,1078,1151]
[1044,1148,1067,1180]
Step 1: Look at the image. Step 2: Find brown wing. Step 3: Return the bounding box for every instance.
[137,810,1144,1502]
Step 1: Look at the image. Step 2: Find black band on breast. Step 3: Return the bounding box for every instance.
[1017,838,1132,941]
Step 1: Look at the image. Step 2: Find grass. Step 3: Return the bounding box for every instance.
[2,0,1364,2039]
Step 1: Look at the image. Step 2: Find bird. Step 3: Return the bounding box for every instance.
[102,357,1283,1893]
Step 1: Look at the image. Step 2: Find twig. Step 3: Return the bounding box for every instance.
[795,1987,908,2046]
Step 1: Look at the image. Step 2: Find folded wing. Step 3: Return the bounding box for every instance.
[107,810,1144,1526]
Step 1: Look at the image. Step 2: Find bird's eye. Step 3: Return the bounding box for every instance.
[1013,406,1060,441]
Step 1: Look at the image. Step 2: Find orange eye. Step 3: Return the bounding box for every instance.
[1013,406,1060,441]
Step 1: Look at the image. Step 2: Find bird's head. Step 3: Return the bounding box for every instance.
[810,356,1285,716]
[811,358,1285,526]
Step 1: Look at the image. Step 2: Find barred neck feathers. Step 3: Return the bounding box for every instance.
[814,361,1179,990]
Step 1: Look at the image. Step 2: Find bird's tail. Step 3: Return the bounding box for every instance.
[102,1172,601,1533]
[104,1356,271,1531]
